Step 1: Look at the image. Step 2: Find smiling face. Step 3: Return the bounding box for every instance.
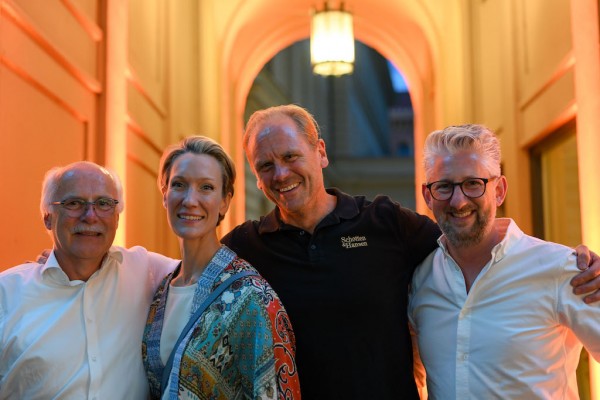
[423,150,507,248]
[44,164,119,269]
[163,152,231,242]
[246,114,329,225]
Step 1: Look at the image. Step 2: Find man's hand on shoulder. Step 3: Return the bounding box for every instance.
[571,245,600,304]
[35,249,52,264]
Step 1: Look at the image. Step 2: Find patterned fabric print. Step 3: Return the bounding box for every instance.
[142,262,182,399]
[208,334,234,373]
[144,255,301,400]
[272,309,296,397]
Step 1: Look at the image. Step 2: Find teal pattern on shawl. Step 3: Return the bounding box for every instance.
[142,245,300,399]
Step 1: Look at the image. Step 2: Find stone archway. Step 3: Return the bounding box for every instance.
[215,0,463,221]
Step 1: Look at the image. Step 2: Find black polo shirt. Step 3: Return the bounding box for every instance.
[221,188,440,399]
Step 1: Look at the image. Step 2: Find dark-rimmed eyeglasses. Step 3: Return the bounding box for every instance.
[51,198,119,217]
[425,177,497,201]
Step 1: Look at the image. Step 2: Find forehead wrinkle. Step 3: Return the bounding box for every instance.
[58,170,116,198]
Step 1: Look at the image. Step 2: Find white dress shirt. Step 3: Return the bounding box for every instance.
[408,218,600,400]
[0,246,178,400]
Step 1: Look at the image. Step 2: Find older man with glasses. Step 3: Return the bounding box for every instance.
[0,161,178,399]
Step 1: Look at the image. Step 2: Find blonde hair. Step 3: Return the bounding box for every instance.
[243,104,321,153]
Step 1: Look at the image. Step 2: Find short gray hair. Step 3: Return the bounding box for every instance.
[423,124,501,181]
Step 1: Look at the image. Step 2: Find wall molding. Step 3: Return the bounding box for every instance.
[126,113,163,155]
[126,65,167,117]
[519,51,575,111]
[0,0,101,93]
[60,0,103,42]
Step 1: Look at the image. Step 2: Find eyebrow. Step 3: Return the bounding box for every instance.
[170,175,217,182]
[254,160,269,170]
[59,196,114,201]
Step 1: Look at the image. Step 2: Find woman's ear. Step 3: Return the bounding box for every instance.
[162,187,168,209]
[219,192,233,219]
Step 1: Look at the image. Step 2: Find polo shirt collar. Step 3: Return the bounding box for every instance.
[257,187,359,234]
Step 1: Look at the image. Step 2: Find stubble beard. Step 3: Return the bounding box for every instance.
[440,209,491,249]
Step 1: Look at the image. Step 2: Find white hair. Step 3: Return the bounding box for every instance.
[40,161,124,218]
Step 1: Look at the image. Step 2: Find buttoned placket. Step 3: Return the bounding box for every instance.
[82,274,101,400]
[446,255,471,400]
[307,233,320,263]
[446,250,501,400]
[294,228,320,263]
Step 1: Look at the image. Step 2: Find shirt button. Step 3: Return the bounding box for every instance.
[463,354,468,360]
[92,356,97,362]
[299,231,305,236]
[310,244,316,250]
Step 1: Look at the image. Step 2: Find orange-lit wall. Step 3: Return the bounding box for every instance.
[570,0,600,396]
[0,0,103,268]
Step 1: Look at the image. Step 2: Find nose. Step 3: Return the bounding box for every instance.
[181,188,198,206]
[273,164,289,181]
[80,203,100,221]
[448,185,470,208]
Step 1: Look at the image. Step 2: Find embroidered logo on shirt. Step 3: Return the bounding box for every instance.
[341,235,368,249]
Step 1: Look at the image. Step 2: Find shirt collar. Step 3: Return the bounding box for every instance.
[257,188,359,234]
[437,218,520,262]
[42,246,124,285]
[490,218,522,262]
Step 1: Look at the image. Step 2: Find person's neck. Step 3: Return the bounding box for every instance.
[445,225,502,293]
[280,191,337,234]
[54,251,105,282]
[173,235,221,287]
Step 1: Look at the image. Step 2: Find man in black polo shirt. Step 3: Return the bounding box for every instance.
[221,104,600,399]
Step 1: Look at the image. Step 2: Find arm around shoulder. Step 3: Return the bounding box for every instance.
[557,253,600,362]
[571,245,600,304]
[126,245,179,280]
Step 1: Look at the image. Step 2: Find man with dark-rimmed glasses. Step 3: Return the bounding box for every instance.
[409,124,600,399]
[0,161,177,399]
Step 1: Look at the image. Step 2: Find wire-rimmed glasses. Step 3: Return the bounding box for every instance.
[51,198,119,217]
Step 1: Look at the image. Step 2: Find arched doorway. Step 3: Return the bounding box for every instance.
[213,0,462,226]
[243,39,417,219]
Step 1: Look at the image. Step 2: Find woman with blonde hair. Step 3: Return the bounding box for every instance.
[142,135,300,399]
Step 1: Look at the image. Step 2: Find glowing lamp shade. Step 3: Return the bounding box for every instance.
[310,8,355,76]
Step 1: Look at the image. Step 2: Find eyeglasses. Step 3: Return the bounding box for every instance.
[426,177,497,201]
[51,198,119,216]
